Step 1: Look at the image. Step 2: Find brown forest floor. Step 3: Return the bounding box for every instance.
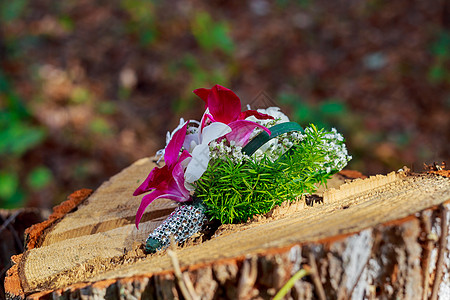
[0,0,449,210]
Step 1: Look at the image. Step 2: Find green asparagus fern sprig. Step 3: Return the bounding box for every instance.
[194,124,347,223]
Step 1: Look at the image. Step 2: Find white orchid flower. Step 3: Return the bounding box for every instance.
[184,122,231,188]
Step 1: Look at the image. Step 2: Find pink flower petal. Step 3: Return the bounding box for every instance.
[193,88,210,108]
[200,112,215,131]
[239,110,274,120]
[225,120,271,147]
[135,174,191,228]
[164,122,188,167]
[172,162,190,199]
[179,149,191,163]
[133,165,170,196]
[135,189,165,228]
[205,85,241,124]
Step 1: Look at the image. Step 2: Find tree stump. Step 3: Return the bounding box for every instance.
[4,157,450,300]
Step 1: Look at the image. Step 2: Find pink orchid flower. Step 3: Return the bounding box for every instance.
[133,122,191,228]
[193,85,274,146]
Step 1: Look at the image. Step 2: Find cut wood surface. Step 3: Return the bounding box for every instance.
[5,157,450,299]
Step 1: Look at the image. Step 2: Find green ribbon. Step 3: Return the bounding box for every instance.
[242,122,304,156]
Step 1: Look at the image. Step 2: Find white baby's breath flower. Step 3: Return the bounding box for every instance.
[209,138,250,164]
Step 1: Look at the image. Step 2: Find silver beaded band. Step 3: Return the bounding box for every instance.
[145,201,207,253]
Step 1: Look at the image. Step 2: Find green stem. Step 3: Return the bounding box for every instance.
[273,268,310,300]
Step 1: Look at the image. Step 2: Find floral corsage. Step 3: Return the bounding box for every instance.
[134,85,352,253]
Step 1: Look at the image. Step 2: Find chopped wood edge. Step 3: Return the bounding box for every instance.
[428,170,450,178]
[323,170,405,203]
[5,254,24,300]
[4,189,92,300]
[24,188,93,251]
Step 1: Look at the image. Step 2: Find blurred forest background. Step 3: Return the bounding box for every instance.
[1,0,449,210]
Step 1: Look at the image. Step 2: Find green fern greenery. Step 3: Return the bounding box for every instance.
[194,124,347,224]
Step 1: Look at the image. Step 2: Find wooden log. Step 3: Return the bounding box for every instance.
[4,157,450,299]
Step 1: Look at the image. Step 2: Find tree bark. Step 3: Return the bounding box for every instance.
[4,157,450,300]
[0,209,48,300]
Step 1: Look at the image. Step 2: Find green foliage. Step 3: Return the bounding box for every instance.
[297,0,313,8]
[164,12,236,114]
[0,171,19,200]
[121,0,157,46]
[428,30,450,84]
[195,125,341,223]
[169,54,230,113]
[431,31,450,58]
[89,117,113,135]
[0,72,46,157]
[318,100,346,116]
[70,87,91,103]
[97,101,117,115]
[0,119,46,157]
[191,12,235,55]
[27,166,53,190]
[0,170,25,208]
[279,93,347,129]
[0,0,27,23]
[0,71,49,208]
[0,71,29,117]
[182,55,228,85]
[276,0,290,8]
[276,0,313,9]
[58,15,75,31]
